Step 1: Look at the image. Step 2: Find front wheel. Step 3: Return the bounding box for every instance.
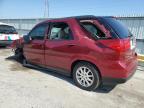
[14,48,23,59]
[73,62,101,91]
[22,58,28,67]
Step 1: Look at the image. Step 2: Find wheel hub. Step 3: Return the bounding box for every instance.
[76,66,94,87]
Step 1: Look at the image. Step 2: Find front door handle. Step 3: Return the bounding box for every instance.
[31,44,44,49]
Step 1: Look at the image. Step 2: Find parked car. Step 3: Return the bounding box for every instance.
[11,16,138,91]
[0,22,20,47]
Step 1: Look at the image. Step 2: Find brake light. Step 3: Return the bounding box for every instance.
[110,40,130,52]
[124,39,130,50]
[98,39,130,52]
[109,42,123,52]
[13,32,18,34]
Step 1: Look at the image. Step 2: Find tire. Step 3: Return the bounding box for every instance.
[14,48,24,62]
[0,45,7,48]
[15,48,23,56]
[22,58,28,67]
[73,62,100,91]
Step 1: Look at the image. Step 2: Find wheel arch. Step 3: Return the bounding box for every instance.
[71,60,102,79]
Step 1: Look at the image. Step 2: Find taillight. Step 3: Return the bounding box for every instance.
[13,32,18,34]
[109,42,124,52]
[98,38,130,52]
[110,40,130,52]
[123,39,130,50]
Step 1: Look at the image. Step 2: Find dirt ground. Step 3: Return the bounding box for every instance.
[0,48,144,108]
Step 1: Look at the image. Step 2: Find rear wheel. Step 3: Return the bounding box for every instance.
[73,62,100,91]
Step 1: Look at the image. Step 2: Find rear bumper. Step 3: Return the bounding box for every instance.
[99,54,138,85]
[102,66,137,85]
[0,40,13,46]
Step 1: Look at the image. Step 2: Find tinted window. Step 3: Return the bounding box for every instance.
[103,18,132,38]
[49,23,73,40]
[80,22,106,39]
[0,25,17,34]
[29,24,48,40]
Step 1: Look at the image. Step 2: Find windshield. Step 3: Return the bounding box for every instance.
[0,25,17,34]
[102,17,132,38]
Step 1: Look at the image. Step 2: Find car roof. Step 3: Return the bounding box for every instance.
[40,15,114,24]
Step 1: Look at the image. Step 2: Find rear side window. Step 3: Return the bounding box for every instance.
[80,21,106,39]
[102,18,132,38]
[0,25,17,34]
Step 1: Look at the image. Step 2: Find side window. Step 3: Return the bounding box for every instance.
[81,22,106,39]
[49,22,73,40]
[29,24,48,40]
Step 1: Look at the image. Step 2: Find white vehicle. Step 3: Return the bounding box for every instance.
[0,22,20,46]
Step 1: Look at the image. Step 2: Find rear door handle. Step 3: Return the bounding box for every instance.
[67,44,76,47]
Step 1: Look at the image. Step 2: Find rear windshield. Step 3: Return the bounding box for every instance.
[102,18,132,38]
[0,25,17,34]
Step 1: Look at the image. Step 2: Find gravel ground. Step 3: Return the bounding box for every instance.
[0,48,144,108]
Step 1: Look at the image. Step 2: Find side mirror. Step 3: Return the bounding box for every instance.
[23,35,31,44]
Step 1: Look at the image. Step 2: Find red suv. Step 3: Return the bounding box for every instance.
[12,16,138,91]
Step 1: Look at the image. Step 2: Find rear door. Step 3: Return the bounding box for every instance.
[45,22,75,71]
[23,23,49,65]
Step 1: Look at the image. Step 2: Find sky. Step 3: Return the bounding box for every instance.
[0,0,144,19]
